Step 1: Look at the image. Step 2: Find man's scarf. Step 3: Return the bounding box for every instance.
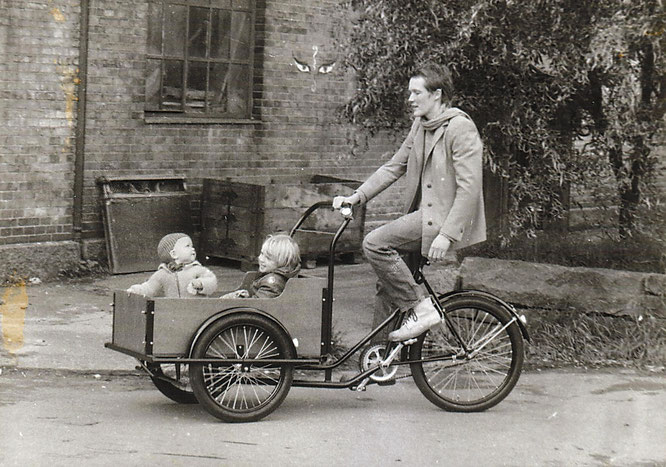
[420,106,451,132]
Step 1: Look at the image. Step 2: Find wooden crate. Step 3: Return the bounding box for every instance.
[200,175,366,265]
[98,176,192,274]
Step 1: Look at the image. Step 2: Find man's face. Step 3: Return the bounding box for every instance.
[171,236,196,264]
[408,76,441,120]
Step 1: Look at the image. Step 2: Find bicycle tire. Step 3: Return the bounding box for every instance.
[410,295,524,412]
[189,313,294,422]
[146,363,198,404]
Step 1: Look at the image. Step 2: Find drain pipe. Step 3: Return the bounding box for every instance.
[73,0,90,239]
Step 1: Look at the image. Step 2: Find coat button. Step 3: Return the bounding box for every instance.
[427,221,433,226]
[427,202,432,207]
[426,184,432,188]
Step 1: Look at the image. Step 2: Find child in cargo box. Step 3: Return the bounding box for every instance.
[221,234,301,299]
[127,233,218,298]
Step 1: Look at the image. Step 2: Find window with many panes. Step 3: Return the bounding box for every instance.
[145,0,255,120]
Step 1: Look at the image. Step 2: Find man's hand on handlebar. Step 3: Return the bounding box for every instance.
[332,193,361,211]
[333,193,361,218]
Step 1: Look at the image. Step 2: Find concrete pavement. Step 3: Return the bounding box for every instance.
[0,262,378,372]
[2,366,665,466]
[3,261,666,466]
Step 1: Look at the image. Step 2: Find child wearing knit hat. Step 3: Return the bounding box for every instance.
[127,233,218,298]
[222,234,300,299]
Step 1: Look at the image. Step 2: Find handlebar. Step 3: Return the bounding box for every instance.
[289,200,353,237]
[290,200,355,364]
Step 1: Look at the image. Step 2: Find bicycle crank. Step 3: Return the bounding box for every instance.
[359,344,399,383]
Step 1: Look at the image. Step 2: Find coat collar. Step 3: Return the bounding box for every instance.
[418,107,471,162]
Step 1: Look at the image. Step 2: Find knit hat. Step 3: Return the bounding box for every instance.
[157,233,189,263]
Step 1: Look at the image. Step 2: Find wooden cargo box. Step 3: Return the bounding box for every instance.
[200,175,366,265]
[110,274,326,359]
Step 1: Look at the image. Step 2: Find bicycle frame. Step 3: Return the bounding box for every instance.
[141,201,528,391]
[287,201,528,390]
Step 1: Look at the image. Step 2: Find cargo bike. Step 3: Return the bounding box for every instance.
[106,201,529,423]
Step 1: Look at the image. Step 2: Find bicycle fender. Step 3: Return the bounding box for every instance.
[187,307,297,358]
[439,289,530,342]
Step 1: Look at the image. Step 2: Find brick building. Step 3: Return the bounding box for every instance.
[1,1,663,280]
[1,0,408,279]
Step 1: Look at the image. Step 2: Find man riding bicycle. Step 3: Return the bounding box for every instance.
[334,62,486,342]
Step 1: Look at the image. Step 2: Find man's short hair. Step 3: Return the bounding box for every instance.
[413,62,455,104]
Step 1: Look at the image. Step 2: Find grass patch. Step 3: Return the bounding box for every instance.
[523,309,666,370]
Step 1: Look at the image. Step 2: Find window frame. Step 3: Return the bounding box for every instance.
[144,0,257,123]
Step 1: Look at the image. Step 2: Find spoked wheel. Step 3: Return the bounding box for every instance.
[189,313,295,423]
[146,362,198,404]
[410,296,524,412]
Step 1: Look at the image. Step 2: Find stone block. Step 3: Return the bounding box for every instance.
[460,256,666,318]
[644,274,666,297]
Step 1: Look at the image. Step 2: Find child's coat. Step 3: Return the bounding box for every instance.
[128,261,217,298]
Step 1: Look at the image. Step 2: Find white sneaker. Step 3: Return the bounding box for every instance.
[388,298,441,341]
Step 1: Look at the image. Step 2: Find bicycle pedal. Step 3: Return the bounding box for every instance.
[377,379,396,386]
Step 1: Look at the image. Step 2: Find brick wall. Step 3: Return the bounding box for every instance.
[0,0,402,253]
[3,1,661,254]
[0,0,80,245]
[78,0,397,240]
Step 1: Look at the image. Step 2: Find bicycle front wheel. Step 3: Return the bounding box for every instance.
[189,313,294,423]
[410,295,524,412]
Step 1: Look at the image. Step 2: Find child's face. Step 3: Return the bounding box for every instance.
[257,247,278,273]
[170,236,196,264]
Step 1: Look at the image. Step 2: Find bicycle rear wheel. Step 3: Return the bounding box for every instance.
[410,295,524,412]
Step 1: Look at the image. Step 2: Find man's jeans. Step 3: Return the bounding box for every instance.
[362,210,429,314]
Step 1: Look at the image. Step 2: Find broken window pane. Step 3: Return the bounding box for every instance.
[230,11,251,61]
[186,61,208,109]
[227,64,249,116]
[210,9,231,59]
[163,60,184,110]
[164,4,186,57]
[188,7,209,59]
[209,62,229,113]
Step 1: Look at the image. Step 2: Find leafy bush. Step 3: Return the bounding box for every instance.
[341,0,664,240]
